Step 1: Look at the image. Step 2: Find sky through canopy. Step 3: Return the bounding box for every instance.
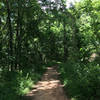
[66,0,81,8]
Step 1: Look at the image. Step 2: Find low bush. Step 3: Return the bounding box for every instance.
[0,65,46,100]
[58,60,100,100]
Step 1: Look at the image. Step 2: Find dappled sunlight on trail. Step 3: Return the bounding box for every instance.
[24,67,70,100]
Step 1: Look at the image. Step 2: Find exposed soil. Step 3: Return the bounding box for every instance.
[24,67,70,100]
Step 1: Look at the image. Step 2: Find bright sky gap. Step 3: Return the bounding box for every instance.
[38,0,81,10]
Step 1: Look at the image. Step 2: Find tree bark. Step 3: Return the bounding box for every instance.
[6,0,13,71]
[63,19,68,62]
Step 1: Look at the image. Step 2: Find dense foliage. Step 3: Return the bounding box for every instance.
[0,0,100,100]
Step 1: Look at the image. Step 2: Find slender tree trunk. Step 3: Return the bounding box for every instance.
[15,0,22,70]
[63,19,68,62]
[18,16,22,70]
[0,18,2,60]
[6,0,13,71]
[15,0,20,69]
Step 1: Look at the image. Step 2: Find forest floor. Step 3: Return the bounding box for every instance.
[24,67,70,100]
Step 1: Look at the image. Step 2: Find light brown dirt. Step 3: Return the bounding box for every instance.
[24,67,70,100]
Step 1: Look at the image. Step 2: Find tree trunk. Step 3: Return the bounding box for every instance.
[6,0,13,71]
[15,0,22,70]
[63,19,68,62]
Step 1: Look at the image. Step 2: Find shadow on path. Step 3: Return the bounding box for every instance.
[24,67,70,100]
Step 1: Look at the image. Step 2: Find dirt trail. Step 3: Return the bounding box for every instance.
[24,67,70,100]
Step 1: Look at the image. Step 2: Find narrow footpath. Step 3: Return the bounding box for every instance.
[24,67,70,100]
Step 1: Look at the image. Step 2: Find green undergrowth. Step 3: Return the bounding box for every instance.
[0,65,46,100]
[58,60,100,100]
[46,60,58,67]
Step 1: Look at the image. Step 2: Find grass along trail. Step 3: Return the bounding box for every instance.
[24,67,70,100]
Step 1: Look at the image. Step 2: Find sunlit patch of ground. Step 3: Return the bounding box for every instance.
[24,67,70,100]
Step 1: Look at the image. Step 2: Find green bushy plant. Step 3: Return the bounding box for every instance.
[0,64,46,100]
[58,60,100,100]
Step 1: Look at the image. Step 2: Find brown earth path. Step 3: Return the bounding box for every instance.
[24,67,70,100]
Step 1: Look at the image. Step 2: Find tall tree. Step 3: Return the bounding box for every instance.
[6,0,13,70]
